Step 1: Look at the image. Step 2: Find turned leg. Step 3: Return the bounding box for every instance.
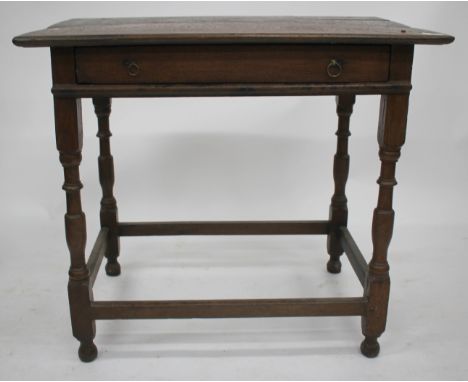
[361,94,409,358]
[327,95,355,273]
[55,97,97,362]
[93,98,120,276]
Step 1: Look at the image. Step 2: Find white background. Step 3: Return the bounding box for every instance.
[1,1,467,380]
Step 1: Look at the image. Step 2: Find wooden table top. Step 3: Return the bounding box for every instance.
[13,16,454,47]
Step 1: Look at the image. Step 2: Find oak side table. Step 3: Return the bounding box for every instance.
[13,17,454,362]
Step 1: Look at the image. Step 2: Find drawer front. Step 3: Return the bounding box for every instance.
[75,45,390,84]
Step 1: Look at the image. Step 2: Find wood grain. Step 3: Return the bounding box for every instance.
[14,17,454,361]
[54,95,97,363]
[86,228,108,288]
[91,297,366,319]
[118,220,330,236]
[361,94,409,358]
[93,98,120,276]
[51,82,413,98]
[327,95,355,274]
[13,17,454,47]
[339,226,368,287]
[75,45,390,84]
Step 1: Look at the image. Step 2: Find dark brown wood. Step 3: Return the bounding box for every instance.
[389,45,414,82]
[93,98,120,276]
[327,95,355,273]
[54,95,97,363]
[12,17,454,47]
[52,48,97,362]
[50,47,75,84]
[339,226,368,287]
[51,82,413,98]
[360,94,409,358]
[76,45,390,84]
[87,228,108,288]
[118,220,330,236]
[14,17,453,362]
[91,297,366,319]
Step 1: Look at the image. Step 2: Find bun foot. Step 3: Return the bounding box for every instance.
[360,337,380,358]
[327,258,342,274]
[78,341,98,362]
[105,260,121,276]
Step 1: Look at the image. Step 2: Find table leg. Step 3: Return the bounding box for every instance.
[93,98,120,276]
[327,95,355,273]
[54,97,97,362]
[361,94,409,357]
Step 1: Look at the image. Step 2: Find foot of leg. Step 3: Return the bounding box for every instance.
[326,258,342,274]
[105,260,121,276]
[78,341,98,362]
[360,336,380,358]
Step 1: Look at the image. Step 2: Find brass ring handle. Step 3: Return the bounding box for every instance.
[327,59,342,78]
[123,60,140,77]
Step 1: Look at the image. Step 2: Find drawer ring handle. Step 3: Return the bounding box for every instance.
[123,60,140,77]
[327,59,342,78]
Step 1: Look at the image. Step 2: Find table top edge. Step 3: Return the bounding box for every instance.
[12,16,455,47]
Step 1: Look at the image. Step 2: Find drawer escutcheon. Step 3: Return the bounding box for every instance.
[327,59,343,78]
[123,60,140,77]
